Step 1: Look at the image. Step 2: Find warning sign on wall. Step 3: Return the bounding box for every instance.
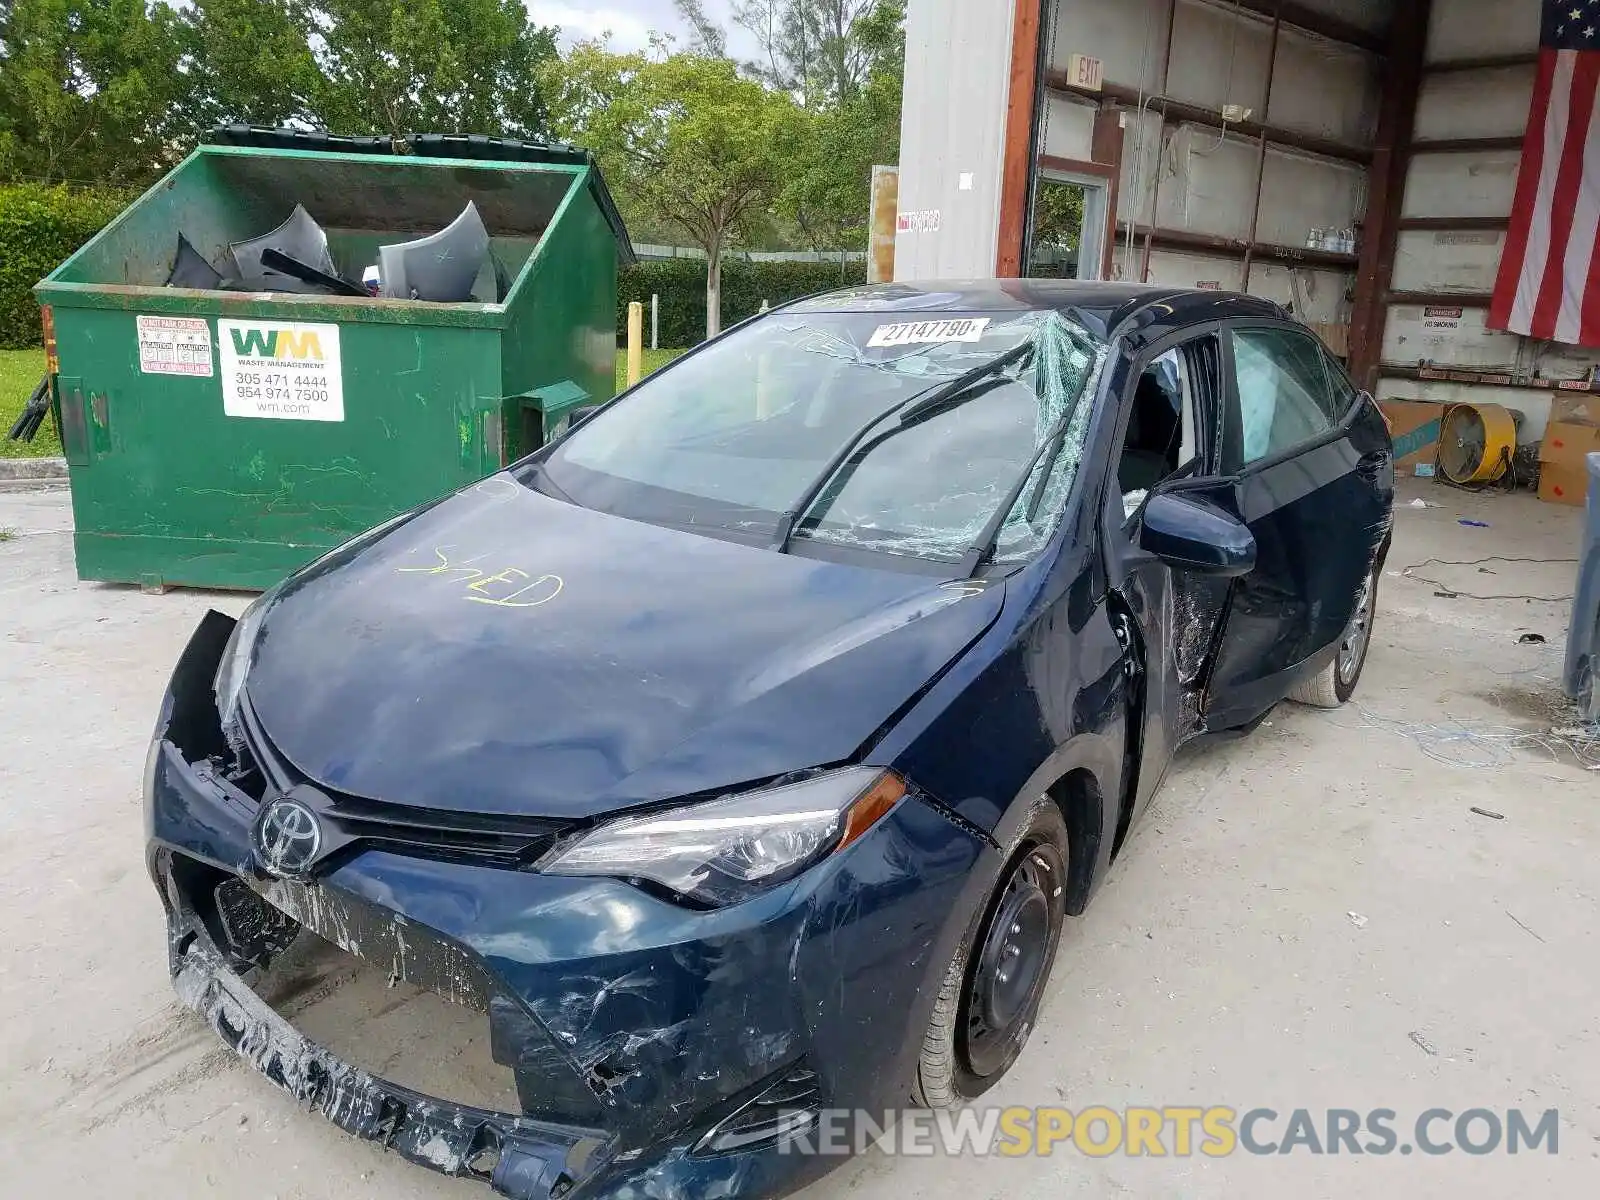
[897,209,942,234]
[218,319,344,421]
[137,315,213,377]
[1422,306,1464,330]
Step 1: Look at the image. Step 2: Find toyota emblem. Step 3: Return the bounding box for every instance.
[254,797,322,877]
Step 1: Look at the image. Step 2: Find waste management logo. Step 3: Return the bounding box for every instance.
[218,319,344,422]
[228,326,326,360]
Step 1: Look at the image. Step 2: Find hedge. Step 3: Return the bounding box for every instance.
[0,184,862,350]
[0,184,131,348]
[618,257,867,348]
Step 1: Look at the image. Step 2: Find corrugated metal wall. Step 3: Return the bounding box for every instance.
[893,0,1019,279]
[1376,0,1598,444]
[1043,0,1384,332]
[894,0,1593,452]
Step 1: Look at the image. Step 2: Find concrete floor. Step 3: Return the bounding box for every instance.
[1,478,1596,1199]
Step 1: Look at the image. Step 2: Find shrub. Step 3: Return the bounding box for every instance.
[1,185,862,352]
[0,184,131,348]
[618,257,867,347]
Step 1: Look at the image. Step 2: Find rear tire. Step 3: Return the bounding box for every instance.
[913,797,1069,1108]
[1289,568,1377,709]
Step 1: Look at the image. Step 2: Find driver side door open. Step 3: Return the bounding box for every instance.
[1195,324,1391,730]
[1104,320,1385,830]
[1103,328,1236,835]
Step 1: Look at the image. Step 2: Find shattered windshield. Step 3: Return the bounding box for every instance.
[538,309,1107,566]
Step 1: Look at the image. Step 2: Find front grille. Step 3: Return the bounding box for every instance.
[234,693,571,871]
[316,794,569,870]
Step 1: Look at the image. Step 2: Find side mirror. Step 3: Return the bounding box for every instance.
[1139,491,1257,577]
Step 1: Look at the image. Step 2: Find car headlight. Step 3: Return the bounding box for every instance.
[542,768,906,907]
[213,589,275,728]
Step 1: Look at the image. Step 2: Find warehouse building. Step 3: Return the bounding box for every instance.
[895,0,1598,458]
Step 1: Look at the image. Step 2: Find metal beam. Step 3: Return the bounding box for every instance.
[1347,0,1434,392]
[1223,0,1386,55]
[1425,53,1540,74]
[1140,0,1180,282]
[1410,136,1527,154]
[1091,107,1127,280]
[1385,291,1493,308]
[1057,77,1374,165]
[1397,216,1510,232]
[1115,226,1358,270]
[996,0,1047,277]
[1242,11,1284,290]
[1381,364,1597,393]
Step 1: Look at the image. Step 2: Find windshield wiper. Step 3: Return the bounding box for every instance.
[952,356,1103,578]
[769,340,1036,553]
[953,413,1076,578]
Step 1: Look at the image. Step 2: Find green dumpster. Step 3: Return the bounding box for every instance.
[35,132,633,591]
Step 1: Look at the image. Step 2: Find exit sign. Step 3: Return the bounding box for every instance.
[1067,54,1104,92]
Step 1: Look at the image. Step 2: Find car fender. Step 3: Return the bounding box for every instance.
[986,725,1123,917]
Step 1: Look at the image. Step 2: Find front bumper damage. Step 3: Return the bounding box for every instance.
[170,914,601,1197]
[146,611,995,1200]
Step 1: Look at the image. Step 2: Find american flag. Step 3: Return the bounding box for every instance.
[1489,1,1600,346]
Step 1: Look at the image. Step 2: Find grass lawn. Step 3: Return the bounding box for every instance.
[1,345,685,459]
[616,347,684,392]
[0,348,56,458]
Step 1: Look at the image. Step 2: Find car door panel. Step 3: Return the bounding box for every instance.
[1110,529,1232,814]
[1199,325,1393,730]
[1101,329,1232,831]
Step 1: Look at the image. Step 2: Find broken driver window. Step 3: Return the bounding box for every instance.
[1118,336,1217,521]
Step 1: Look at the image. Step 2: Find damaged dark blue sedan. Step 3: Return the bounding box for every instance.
[146,282,1394,1199]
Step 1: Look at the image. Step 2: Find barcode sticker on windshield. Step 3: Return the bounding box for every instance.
[867,318,991,348]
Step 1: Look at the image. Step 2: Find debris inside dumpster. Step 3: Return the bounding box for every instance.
[231,203,338,292]
[161,200,495,302]
[165,234,226,290]
[260,247,368,297]
[378,201,491,302]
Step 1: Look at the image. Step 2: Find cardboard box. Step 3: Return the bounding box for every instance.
[1537,419,1600,506]
[1550,393,1600,426]
[1379,399,1446,473]
[1538,462,1593,506]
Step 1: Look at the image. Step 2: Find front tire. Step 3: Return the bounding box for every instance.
[913,798,1069,1107]
[1289,567,1377,709]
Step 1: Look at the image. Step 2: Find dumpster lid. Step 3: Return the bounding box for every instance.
[206,126,636,265]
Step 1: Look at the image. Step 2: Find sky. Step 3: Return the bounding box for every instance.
[525,1,763,58]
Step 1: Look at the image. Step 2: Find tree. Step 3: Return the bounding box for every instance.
[544,47,804,337]
[672,0,726,56]
[777,0,904,250]
[1029,179,1086,276]
[0,0,192,186]
[181,0,321,132]
[731,0,808,95]
[732,0,879,108]
[308,0,559,143]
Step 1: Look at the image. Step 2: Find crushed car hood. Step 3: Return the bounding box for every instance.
[244,476,1004,818]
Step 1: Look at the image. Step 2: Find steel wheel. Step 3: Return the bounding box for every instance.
[913,799,1069,1107]
[959,842,1066,1079]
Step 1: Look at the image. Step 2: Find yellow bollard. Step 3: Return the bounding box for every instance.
[627,301,644,388]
